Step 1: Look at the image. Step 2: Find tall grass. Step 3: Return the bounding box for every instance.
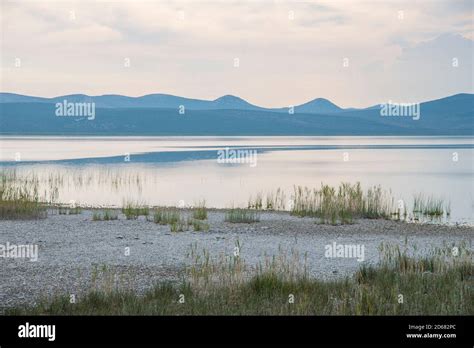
[7,242,472,315]
[192,200,207,220]
[152,209,180,225]
[121,201,149,220]
[248,188,286,210]
[225,208,260,223]
[93,210,118,221]
[0,175,47,220]
[170,218,191,232]
[192,219,209,231]
[413,193,449,217]
[291,182,395,224]
[59,206,82,215]
[151,208,198,232]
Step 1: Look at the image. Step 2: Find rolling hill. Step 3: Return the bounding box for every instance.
[0,92,472,135]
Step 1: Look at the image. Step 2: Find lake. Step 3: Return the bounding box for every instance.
[0,136,473,224]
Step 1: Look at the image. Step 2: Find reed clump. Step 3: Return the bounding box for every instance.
[192,219,210,232]
[153,209,180,225]
[59,206,82,215]
[93,210,118,221]
[291,182,395,224]
[192,200,208,220]
[8,241,471,315]
[413,193,450,217]
[0,175,47,220]
[248,188,286,211]
[225,208,260,223]
[122,201,149,220]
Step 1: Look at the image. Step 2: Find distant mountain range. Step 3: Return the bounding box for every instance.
[0,92,345,114]
[0,92,472,135]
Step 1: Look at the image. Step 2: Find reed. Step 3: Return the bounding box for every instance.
[248,188,286,211]
[122,201,149,220]
[412,193,449,217]
[0,175,47,220]
[59,206,82,215]
[225,208,260,223]
[93,210,118,221]
[170,217,191,232]
[8,242,471,315]
[192,200,208,220]
[153,209,180,225]
[291,182,394,224]
[192,219,210,232]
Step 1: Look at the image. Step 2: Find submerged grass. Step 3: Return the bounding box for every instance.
[7,242,472,315]
[413,193,450,217]
[0,169,456,225]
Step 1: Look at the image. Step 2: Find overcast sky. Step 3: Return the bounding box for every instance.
[1,0,473,108]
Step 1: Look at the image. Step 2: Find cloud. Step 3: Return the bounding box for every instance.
[1,0,472,107]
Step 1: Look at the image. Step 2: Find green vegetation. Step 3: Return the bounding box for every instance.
[92,210,118,221]
[59,206,82,215]
[248,188,286,211]
[192,200,208,220]
[0,169,457,225]
[291,182,396,224]
[153,209,180,225]
[151,208,209,232]
[225,208,260,223]
[0,173,47,220]
[413,193,450,217]
[170,218,190,232]
[191,219,209,231]
[122,201,149,220]
[7,242,472,315]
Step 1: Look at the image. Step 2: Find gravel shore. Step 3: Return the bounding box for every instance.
[0,209,472,312]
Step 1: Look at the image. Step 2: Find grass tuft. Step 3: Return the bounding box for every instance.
[93,210,118,221]
[192,200,207,220]
[225,208,260,223]
[0,176,47,220]
[7,242,472,315]
[122,201,149,220]
[153,209,180,225]
[291,182,395,224]
[413,193,449,217]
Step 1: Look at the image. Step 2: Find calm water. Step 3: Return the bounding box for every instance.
[1,136,473,224]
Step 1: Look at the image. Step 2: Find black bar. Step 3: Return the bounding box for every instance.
[0,316,472,346]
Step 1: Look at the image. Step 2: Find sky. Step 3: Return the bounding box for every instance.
[1,0,473,108]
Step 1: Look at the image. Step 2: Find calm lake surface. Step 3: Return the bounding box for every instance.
[1,136,473,224]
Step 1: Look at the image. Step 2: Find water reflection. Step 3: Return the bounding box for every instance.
[0,136,472,224]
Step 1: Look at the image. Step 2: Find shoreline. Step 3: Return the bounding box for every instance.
[0,209,472,312]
